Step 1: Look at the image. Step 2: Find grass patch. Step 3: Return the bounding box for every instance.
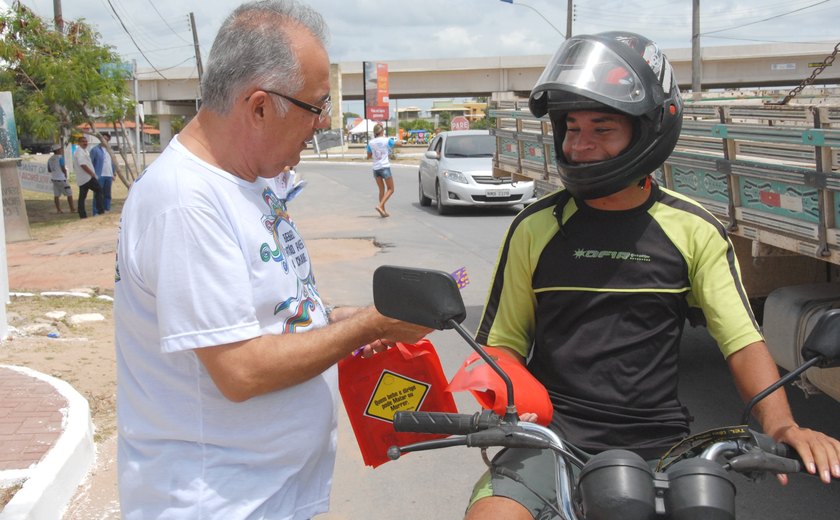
[21,181,128,233]
[0,481,25,511]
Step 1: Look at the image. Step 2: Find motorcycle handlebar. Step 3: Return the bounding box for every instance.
[733,431,804,474]
[393,410,501,435]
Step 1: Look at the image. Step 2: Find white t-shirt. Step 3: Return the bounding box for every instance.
[366,136,394,170]
[72,146,95,185]
[115,136,336,520]
[99,146,114,178]
[47,154,65,181]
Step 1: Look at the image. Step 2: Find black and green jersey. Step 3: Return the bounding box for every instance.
[476,183,762,458]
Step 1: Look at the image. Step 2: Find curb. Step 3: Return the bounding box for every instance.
[0,366,95,520]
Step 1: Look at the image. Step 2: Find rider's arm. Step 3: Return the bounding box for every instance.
[485,345,526,364]
[727,341,840,484]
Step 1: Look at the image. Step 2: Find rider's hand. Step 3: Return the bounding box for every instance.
[774,424,840,484]
[518,412,538,423]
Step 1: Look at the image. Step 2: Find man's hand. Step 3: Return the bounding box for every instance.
[772,424,840,484]
[728,342,840,484]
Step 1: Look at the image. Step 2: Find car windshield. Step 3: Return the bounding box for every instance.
[444,135,495,158]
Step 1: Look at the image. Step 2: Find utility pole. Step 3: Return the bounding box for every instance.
[133,60,142,175]
[691,0,702,100]
[566,0,573,39]
[53,0,64,33]
[189,12,204,96]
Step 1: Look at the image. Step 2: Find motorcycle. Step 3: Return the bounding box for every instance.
[371,265,840,520]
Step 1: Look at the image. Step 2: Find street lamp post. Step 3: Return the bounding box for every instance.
[499,0,572,39]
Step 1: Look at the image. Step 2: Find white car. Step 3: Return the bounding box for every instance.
[418,130,536,215]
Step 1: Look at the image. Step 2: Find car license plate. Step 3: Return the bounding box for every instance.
[486,189,509,198]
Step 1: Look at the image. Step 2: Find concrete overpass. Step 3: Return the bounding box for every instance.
[136,41,840,147]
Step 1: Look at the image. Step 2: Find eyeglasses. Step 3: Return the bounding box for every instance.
[261,88,331,123]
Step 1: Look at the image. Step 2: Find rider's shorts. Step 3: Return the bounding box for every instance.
[468,447,560,519]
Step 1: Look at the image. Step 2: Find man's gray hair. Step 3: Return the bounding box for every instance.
[201,0,329,114]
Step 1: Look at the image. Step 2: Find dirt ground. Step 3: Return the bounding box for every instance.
[2,206,123,443]
[0,185,378,516]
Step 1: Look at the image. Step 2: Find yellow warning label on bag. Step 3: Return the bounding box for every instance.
[364,370,430,422]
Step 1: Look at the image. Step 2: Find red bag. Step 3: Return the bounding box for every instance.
[338,339,457,467]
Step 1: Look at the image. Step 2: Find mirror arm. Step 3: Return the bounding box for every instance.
[740,355,823,425]
[448,319,519,424]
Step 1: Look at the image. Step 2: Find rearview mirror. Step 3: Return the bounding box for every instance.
[801,308,840,368]
[373,266,466,330]
[424,150,439,160]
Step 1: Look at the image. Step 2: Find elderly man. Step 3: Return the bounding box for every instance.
[114,2,430,519]
[72,135,104,218]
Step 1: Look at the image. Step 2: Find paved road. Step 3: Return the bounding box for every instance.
[294,161,840,519]
[293,160,521,519]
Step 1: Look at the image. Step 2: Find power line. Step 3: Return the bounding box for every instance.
[145,0,191,44]
[704,35,839,45]
[104,0,169,79]
[701,0,833,36]
[111,0,172,53]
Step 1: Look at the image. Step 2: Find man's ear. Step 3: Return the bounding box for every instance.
[247,91,270,124]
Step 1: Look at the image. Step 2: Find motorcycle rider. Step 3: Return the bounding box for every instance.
[465,31,840,520]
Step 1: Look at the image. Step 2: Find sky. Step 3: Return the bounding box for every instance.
[7,0,840,115]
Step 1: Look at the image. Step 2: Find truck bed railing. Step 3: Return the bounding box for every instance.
[490,99,840,265]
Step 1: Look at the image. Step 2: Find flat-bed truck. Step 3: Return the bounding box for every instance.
[489,94,840,404]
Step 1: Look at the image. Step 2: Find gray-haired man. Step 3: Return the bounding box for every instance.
[114,2,430,518]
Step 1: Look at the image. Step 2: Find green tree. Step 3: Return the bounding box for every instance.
[0,3,132,183]
[171,115,187,135]
[400,119,434,132]
[437,111,452,130]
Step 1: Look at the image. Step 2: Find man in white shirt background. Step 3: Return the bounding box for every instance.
[72,135,104,219]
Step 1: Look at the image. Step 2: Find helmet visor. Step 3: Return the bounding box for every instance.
[535,38,646,104]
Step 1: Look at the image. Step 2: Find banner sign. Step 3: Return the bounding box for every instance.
[17,161,53,194]
[363,61,390,121]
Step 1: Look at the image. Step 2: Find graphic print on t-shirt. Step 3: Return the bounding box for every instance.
[259,187,324,332]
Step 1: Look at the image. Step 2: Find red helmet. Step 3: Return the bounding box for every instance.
[447,347,553,425]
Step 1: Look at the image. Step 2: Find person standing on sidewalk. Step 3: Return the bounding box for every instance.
[72,135,103,219]
[47,144,75,214]
[89,133,115,213]
[114,2,430,519]
[366,123,398,217]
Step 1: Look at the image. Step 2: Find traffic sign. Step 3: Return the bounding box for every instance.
[451,116,470,131]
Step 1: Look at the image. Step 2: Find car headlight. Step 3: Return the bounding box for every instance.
[442,170,468,184]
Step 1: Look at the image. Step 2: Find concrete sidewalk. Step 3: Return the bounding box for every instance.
[0,365,95,520]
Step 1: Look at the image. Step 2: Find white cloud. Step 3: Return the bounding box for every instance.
[498,31,552,56]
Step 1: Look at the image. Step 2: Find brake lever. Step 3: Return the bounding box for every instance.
[388,425,552,460]
[387,436,469,460]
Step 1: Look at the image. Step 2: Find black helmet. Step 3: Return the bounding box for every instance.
[529,32,682,199]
